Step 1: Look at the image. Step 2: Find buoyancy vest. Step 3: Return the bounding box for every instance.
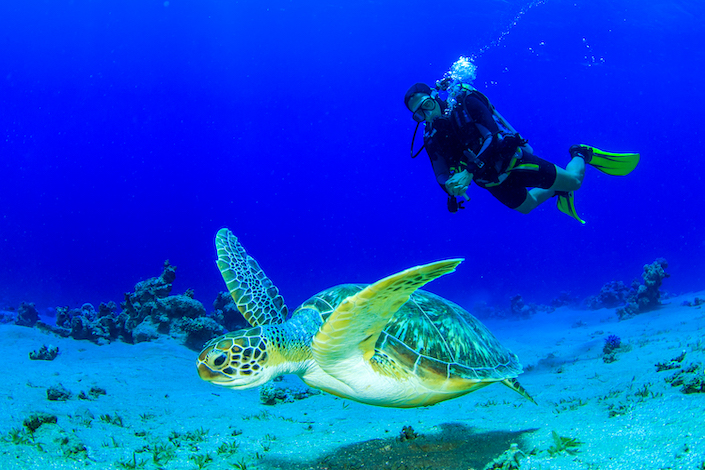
[424,89,522,185]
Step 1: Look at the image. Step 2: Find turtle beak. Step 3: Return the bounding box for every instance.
[196,361,266,389]
[197,362,227,381]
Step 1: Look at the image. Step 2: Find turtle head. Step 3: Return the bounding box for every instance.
[197,326,281,389]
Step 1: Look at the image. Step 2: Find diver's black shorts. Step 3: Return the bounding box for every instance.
[483,150,557,209]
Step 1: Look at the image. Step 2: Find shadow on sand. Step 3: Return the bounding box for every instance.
[261,422,539,470]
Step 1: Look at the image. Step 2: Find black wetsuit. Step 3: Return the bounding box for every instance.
[423,90,557,209]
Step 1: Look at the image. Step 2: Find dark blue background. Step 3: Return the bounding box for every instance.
[1,0,703,313]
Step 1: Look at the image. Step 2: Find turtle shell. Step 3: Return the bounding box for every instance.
[295,284,522,382]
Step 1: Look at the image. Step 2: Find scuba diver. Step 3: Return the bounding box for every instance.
[404,81,639,223]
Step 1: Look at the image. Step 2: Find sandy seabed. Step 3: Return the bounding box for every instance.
[1,290,704,470]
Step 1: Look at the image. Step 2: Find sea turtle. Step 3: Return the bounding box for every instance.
[197,228,534,408]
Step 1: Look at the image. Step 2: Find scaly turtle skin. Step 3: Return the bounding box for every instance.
[197,228,534,408]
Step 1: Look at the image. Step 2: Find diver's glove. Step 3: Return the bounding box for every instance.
[444,170,473,198]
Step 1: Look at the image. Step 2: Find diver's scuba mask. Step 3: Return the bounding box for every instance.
[411,96,437,123]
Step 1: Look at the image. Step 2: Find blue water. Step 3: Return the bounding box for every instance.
[1,0,703,314]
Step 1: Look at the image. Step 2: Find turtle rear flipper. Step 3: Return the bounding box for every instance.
[312,259,463,382]
[215,228,288,327]
[502,378,537,405]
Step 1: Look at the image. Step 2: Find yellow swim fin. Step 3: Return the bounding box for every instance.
[573,145,640,176]
[556,191,585,224]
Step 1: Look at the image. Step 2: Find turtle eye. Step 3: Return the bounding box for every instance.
[212,353,227,367]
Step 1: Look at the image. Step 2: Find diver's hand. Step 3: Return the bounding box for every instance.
[445,170,473,198]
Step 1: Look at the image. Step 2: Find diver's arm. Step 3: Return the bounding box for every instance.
[492,108,534,153]
[463,93,500,133]
[463,93,508,158]
[474,124,494,158]
[429,152,452,190]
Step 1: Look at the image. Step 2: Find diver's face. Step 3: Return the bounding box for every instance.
[409,94,441,123]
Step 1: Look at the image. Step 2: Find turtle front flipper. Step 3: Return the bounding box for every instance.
[312,259,462,383]
[215,228,288,327]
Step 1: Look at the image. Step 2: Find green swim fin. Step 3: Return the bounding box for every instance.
[576,145,640,176]
[556,191,585,224]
